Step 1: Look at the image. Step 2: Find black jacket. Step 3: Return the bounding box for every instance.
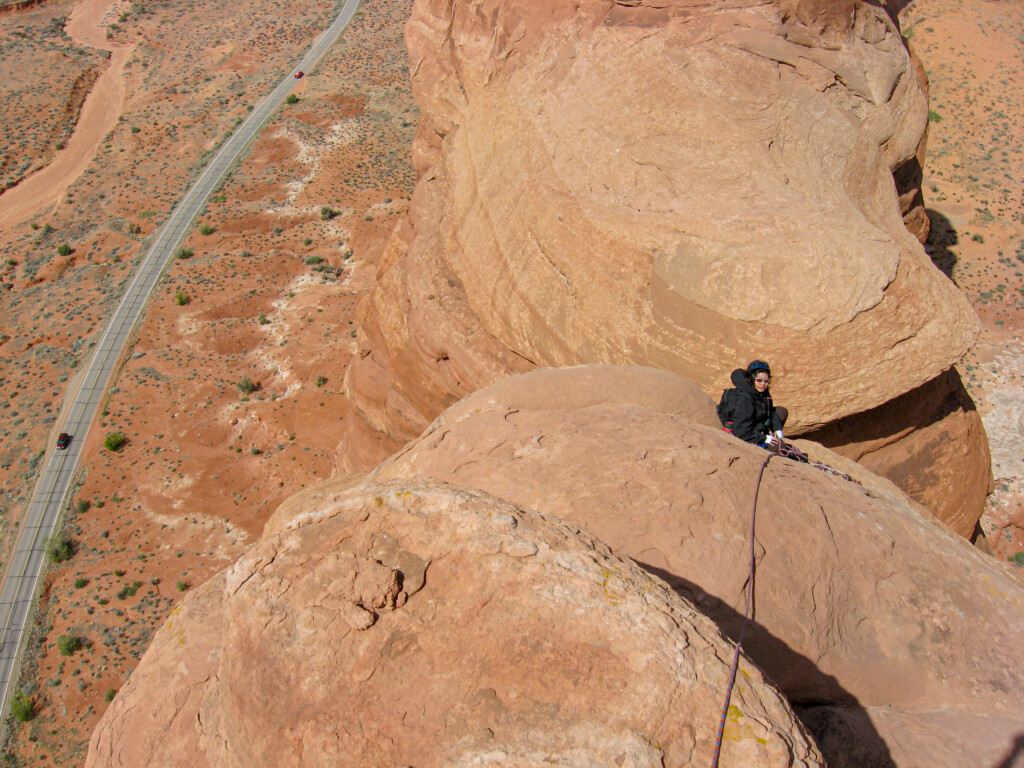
[721,368,783,444]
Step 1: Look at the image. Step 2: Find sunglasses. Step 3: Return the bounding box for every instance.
[753,377,771,383]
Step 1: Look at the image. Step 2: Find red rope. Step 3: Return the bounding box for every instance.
[710,450,773,768]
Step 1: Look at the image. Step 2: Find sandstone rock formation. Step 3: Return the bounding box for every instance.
[803,367,993,537]
[371,366,1024,768]
[340,0,987,533]
[87,478,823,768]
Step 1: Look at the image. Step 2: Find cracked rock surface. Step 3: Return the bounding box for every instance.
[86,476,822,768]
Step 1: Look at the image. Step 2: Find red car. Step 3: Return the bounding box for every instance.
[294,71,304,79]
[56,433,72,450]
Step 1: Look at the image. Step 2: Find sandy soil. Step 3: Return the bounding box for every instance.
[0,0,132,228]
[0,0,107,194]
[899,0,1024,560]
[0,0,1020,764]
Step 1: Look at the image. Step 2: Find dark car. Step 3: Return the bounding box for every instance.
[294,70,304,79]
[56,433,72,450]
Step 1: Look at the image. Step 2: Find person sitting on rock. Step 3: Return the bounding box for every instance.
[717,360,788,449]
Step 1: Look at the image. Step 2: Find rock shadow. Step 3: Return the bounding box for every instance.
[637,561,897,768]
[992,734,1024,768]
[925,208,959,280]
[802,367,974,448]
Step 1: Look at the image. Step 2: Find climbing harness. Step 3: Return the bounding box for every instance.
[709,441,859,767]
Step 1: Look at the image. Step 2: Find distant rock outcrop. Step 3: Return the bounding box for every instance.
[371,366,1024,768]
[340,0,989,534]
[86,478,823,768]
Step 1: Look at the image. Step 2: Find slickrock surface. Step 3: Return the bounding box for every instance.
[86,479,823,768]
[372,366,1024,767]
[341,0,985,529]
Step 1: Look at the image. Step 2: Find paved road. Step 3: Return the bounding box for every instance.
[0,0,362,719]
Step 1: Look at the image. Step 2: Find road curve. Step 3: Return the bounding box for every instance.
[0,0,362,721]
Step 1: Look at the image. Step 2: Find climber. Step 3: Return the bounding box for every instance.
[717,360,788,450]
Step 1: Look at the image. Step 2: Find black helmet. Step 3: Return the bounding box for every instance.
[746,360,771,377]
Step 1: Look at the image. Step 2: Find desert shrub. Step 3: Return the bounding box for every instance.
[10,693,35,722]
[74,577,87,589]
[57,635,81,656]
[315,375,327,387]
[57,243,72,257]
[175,247,193,260]
[175,580,189,592]
[46,534,74,563]
[104,432,127,451]
[237,377,257,394]
[319,206,337,221]
[116,581,142,600]
[198,223,215,235]
[285,93,299,105]
[104,688,117,703]
[174,290,190,306]
[257,313,269,325]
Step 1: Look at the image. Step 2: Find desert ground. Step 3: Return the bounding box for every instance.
[0,0,414,762]
[902,0,1024,558]
[0,0,1019,764]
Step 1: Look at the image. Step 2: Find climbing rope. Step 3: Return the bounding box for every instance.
[709,439,859,767]
[775,441,861,485]
[710,449,773,768]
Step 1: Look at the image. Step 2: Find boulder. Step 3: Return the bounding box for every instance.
[371,366,1024,767]
[802,367,993,537]
[87,478,822,768]
[340,0,983,529]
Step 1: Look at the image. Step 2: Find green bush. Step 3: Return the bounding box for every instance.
[319,206,337,221]
[257,313,269,325]
[46,534,74,563]
[104,432,127,451]
[116,581,142,600]
[285,93,299,105]
[175,247,193,260]
[57,243,72,257]
[74,577,88,589]
[175,290,190,306]
[198,223,215,236]
[57,635,82,656]
[10,693,35,722]
[1008,552,1024,566]
[104,688,117,703]
[237,377,257,394]
[175,580,189,592]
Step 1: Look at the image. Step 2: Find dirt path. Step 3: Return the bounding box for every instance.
[0,0,132,229]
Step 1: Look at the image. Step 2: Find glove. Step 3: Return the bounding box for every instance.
[763,434,778,447]
[775,430,784,440]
